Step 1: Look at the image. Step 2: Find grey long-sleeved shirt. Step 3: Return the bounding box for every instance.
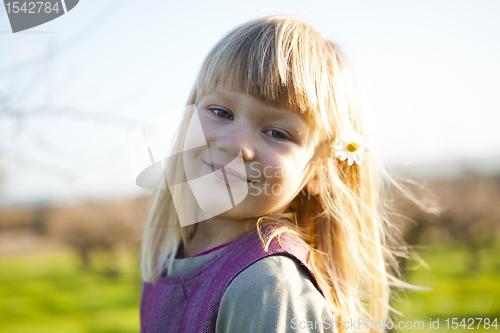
[160,247,336,333]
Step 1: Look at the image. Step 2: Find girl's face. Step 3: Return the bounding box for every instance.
[182,90,318,222]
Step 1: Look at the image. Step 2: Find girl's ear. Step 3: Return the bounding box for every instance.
[337,159,345,172]
[305,157,343,195]
[338,159,347,170]
[305,173,321,195]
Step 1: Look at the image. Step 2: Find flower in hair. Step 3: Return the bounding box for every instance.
[334,130,370,166]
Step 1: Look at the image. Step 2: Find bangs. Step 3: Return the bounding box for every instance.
[193,16,339,136]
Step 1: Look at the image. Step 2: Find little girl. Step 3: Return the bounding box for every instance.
[139,15,409,333]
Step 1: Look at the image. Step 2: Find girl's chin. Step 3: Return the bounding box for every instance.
[188,177,248,217]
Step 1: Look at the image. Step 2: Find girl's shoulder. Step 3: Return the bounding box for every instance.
[227,253,317,292]
[216,254,335,333]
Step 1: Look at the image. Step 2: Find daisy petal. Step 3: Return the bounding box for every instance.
[358,144,369,153]
[347,156,354,166]
[352,153,359,165]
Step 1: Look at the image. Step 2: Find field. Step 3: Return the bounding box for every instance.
[0,242,498,332]
[393,243,500,332]
[0,249,142,333]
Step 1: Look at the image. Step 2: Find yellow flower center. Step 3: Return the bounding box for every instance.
[347,142,358,153]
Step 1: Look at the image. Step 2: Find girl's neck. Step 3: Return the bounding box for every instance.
[184,217,258,258]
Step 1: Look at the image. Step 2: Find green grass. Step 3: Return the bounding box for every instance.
[393,243,500,332]
[0,243,498,332]
[0,250,142,333]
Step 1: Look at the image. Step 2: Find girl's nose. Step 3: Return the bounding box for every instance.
[215,135,255,162]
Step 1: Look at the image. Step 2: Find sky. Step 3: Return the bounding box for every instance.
[0,0,499,207]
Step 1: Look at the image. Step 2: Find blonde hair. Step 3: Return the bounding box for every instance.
[140,15,415,332]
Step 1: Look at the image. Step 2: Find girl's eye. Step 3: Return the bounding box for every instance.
[210,108,233,120]
[265,129,288,140]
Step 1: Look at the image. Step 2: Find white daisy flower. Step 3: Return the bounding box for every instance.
[334,130,370,166]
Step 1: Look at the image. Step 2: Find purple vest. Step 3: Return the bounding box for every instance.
[140,228,324,333]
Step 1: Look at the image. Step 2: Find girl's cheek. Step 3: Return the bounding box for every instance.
[185,112,210,149]
[197,112,217,140]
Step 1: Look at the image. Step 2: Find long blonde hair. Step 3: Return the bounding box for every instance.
[140,15,415,332]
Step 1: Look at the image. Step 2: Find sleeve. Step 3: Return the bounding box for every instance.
[215,255,337,333]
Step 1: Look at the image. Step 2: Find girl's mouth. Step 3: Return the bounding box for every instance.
[205,162,249,183]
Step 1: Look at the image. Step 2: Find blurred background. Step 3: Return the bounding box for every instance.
[0,0,499,332]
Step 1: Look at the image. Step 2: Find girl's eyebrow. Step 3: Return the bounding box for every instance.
[205,90,306,117]
[263,110,309,137]
[255,105,310,139]
[202,91,232,103]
